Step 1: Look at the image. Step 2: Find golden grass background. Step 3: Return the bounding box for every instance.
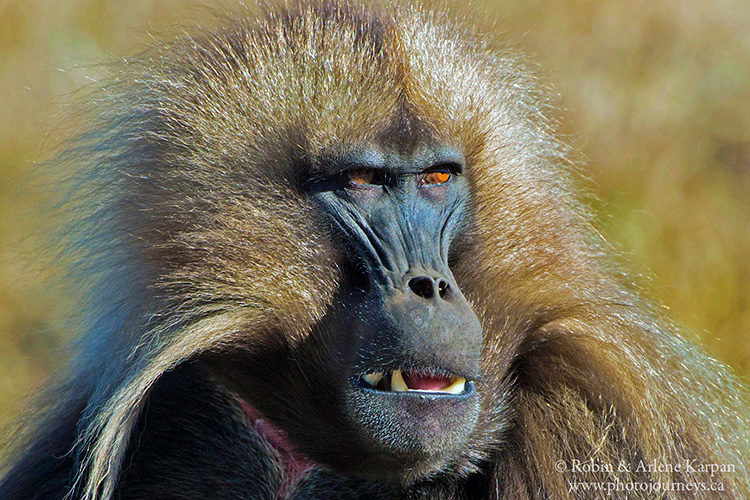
[0,0,747,428]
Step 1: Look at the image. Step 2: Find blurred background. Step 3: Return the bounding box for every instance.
[0,0,747,429]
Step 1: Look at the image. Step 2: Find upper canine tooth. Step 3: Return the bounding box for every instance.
[390,369,408,392]
[362,372,383,387]
[443,377,466,395]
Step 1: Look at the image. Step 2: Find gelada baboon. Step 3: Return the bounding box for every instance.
[1,1,747,499]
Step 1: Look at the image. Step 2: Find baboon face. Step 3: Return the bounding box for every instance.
[213,136,484,484]
[310,140,483,470]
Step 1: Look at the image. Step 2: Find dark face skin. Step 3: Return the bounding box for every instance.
[212,141,484,484]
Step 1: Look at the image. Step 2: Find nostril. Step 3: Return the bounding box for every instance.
[408,276,435,299]
[438,279,449,298]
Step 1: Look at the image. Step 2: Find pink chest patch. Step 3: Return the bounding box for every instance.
[239,399,314,499]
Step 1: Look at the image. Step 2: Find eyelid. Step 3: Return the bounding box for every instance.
[421,162,462,175]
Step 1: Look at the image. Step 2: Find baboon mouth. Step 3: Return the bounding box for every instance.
[359,369,472,396]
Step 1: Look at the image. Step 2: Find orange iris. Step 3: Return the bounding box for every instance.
[348,168,376,185]
[422,169,451,185]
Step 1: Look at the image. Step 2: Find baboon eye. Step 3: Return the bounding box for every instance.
[347,168,381,186]
[420,168,452,186]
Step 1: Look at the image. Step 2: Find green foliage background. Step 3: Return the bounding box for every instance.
[0,0,747,428]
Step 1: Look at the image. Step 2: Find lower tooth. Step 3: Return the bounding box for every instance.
[443,377,467,394]
[390,369,408,392]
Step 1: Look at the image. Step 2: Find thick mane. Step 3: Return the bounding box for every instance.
[1,1,747,499]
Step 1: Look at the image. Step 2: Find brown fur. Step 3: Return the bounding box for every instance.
[1,1,748,499]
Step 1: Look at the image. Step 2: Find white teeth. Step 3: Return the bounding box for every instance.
[443,377,467,395]
[390,369,409,392]
[362,372,384,387]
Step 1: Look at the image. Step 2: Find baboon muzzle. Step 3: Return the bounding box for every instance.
[354,263,483,395]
